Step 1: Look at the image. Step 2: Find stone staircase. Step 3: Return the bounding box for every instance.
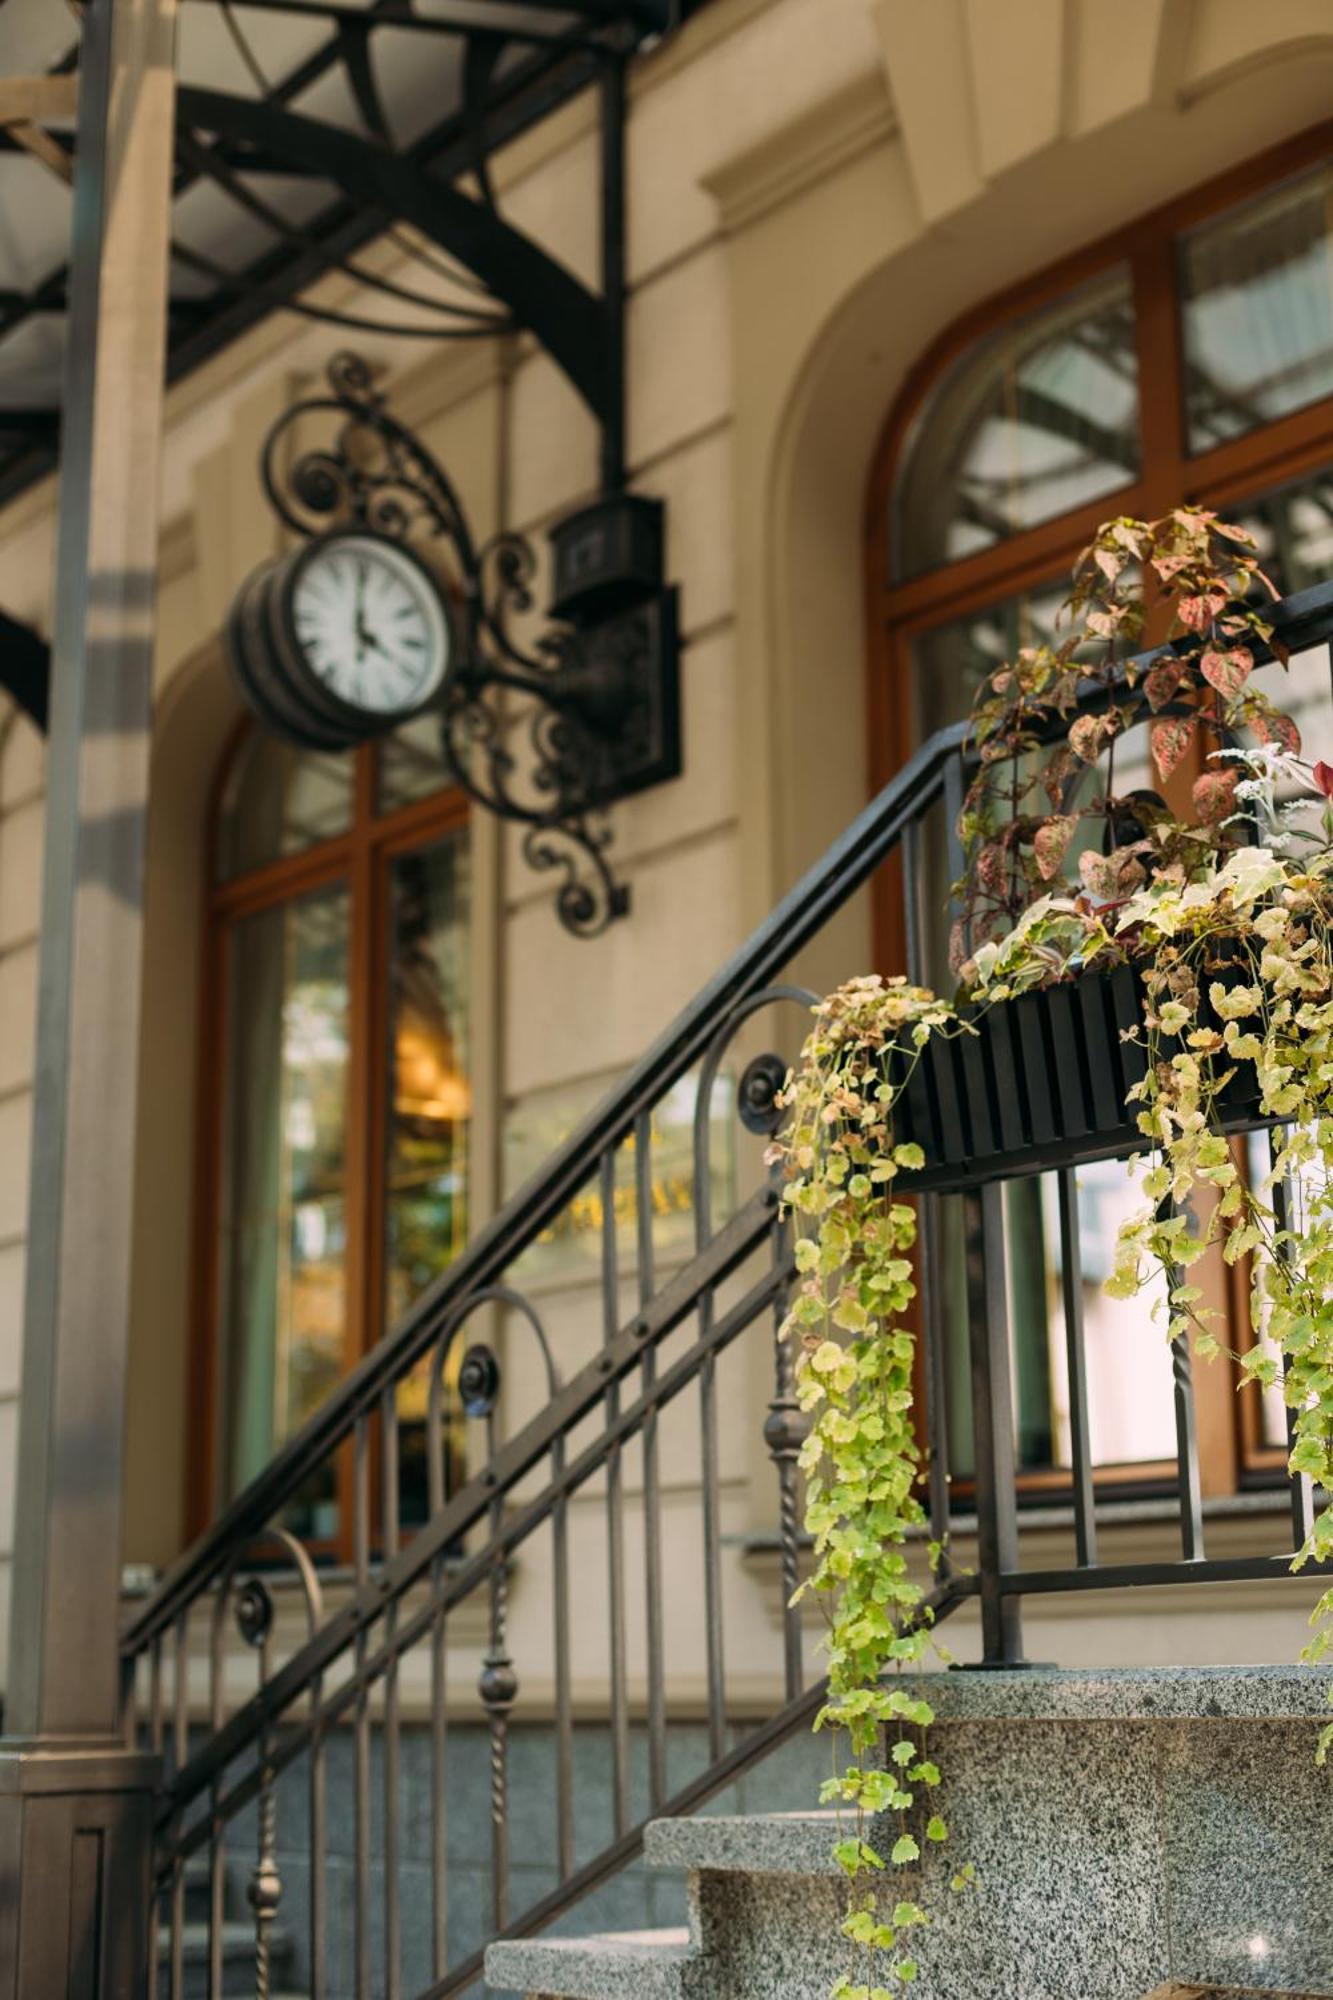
[486,1670,1333,2000]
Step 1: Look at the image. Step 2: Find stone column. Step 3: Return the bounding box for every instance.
[0,0,179,1991]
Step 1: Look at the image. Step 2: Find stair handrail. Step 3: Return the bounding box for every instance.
[121,575,1333,1656]
[121,717,966,1655]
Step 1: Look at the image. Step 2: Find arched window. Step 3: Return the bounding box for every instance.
[868,128,1333,1497]
[194,717,471,1545]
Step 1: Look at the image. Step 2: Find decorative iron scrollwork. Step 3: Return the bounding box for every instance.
[737,1051,789,1136]
[252,352,679,938]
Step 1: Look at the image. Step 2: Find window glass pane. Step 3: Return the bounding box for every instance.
[219,882,350,1539]
[217,729,354,881]
[385,830,471,1528]
[1180,161,1333,453]
[894,269,1140,580]
[935,1167,1175,1480]
[378,711,450,814]
[909,583,1151,985]
[1223,469,1333,847]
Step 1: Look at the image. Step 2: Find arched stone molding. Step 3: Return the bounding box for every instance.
[123,637,241,1569]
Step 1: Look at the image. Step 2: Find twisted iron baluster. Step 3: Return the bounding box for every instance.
[463,1346,516,1930]
[236,1579,283,2000]
[249,1762,282,2000]
[479,1550,518,1931]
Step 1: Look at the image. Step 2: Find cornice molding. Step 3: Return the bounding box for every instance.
[702,66,899,236]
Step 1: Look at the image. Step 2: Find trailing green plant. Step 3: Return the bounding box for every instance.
[776,507,1331,1998]
[773,978,972,1998]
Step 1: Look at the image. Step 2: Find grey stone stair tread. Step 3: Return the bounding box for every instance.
[896,1665,1332,1722]
[486,1928,698,1998]
[156,1919,291,1958]
[644,1810,843,1875]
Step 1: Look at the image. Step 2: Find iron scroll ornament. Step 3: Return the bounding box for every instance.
[231,353,680,938]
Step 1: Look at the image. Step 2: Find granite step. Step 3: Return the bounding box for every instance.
[491,1929,701,2000]
[487,1670,1333,2000]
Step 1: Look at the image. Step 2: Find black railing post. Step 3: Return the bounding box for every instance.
[963,1183,1027,1665]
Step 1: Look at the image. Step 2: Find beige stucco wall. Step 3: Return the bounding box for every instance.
[0,0,1331,1698]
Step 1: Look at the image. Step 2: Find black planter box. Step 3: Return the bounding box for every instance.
[889,962,1271,1195]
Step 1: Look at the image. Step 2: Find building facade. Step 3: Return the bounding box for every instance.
[1,0,1332,1917]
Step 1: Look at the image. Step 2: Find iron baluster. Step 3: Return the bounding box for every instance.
[635,1107,668,1811]
[763,1185,804,1701]
[353,1414,372,2000]
[1057,1170,1098,1569]
[551,1430,576,1877]
[917,1190,953,1580]
[235,1579,281,2000]
[1162,1197,1206,1563]
[964,1184,1026,1666]
[429,1558,450,1983]
[601,1145,632,1837]
[471,1360,516,1930]
[309,1660,328,2000]
[1270,1129,1316,1551]
[382,1383,402,2000]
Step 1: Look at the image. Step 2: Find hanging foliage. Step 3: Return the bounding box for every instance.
[775,508,1330,1999]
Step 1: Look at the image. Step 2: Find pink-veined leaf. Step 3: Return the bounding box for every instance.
[1150,716,1195,782]
[1199,646,1253,701]
[1069,712,1113,763]
[1144,660,1185,711]
[1192,767,1239,824]
[1252,710,1301,756]
[1032,816,1077,881]
[1177,589,1229,633]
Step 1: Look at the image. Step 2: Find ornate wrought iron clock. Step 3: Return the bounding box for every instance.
[226,353,680,937]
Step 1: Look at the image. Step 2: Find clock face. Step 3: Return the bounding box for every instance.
[289,533,451,719]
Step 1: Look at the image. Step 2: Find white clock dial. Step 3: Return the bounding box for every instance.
[290,534,450,717]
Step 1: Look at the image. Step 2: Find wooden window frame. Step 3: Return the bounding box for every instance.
[187,726,470,1548]
[866,119,1333,1500]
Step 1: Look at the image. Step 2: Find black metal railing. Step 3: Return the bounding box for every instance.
[120,580,1333,2000]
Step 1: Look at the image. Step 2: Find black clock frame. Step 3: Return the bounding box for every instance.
[262,530,457,736]
[226,352,681,936]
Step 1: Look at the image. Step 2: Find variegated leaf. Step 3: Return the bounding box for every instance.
[1192,767,1238,824]
[1150,716,1195,782]
[1032,816,1077,881]
[1199,645,1253,701]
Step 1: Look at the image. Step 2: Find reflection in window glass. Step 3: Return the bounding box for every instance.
[219,883,350,1539]
[936,1164,1175,1480]
[894,269,1140,580]
[1227,470,1333,843]
[909,585,1151,986]
[385,831,471,1527]
[913,582,1066,743]
[1244,1131,1296,1453]
[379,711,451,814]
[216,730,354,881]
[1181,162,1333,453]
[1038,1165,1175,1467]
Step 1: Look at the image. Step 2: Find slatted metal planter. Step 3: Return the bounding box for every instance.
[891,960,1271,1193]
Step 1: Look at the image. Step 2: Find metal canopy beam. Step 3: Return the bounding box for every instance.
[179,79,620,435]
[184,0,599,48]
[0,611,51,730]
[0,0,705,512]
